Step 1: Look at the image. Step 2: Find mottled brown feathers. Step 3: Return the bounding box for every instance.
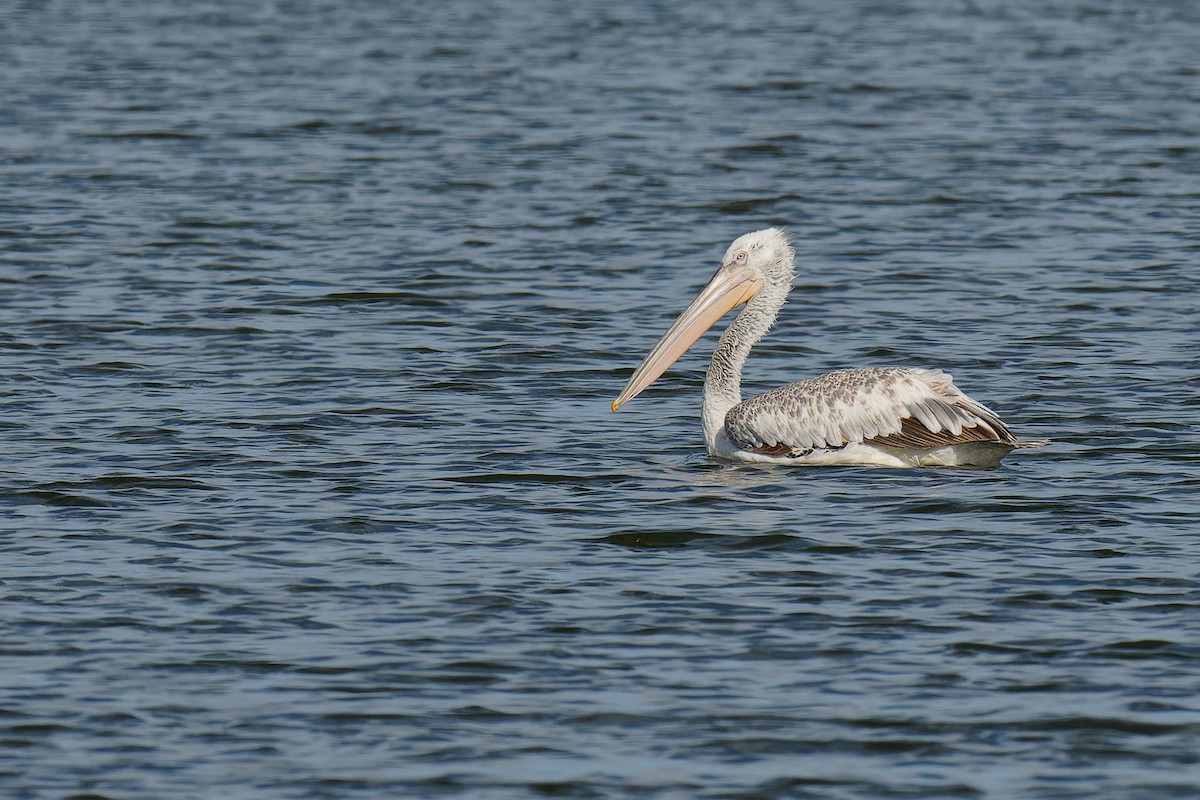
[725,367,1024,456]
[865,414,1003,449]
[747,415,1002,456]
[747,442,816,458]
[750,442,798,456]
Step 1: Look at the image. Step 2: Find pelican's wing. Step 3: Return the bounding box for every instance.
[724,367,1018,454]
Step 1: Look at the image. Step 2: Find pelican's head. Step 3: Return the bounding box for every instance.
[611,228,795,412]
[720,227,795,297]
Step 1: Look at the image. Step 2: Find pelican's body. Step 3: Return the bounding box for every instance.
[612,228,1044,468]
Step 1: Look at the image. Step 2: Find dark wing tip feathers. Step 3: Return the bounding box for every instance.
[865,415,1001,449]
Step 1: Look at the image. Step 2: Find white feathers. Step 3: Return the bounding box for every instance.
[636,228,1041,468]
[724,367,1017,454]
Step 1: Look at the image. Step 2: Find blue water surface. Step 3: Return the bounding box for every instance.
[1,1,1198,798]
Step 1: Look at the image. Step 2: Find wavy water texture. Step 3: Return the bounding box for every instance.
[1,1,1198,799]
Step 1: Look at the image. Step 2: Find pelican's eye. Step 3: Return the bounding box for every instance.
[733,250,748,266]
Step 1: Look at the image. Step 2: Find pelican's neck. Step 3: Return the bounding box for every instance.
[701,284,787,450]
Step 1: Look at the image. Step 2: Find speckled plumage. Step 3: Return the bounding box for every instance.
[725,367,1015,455]
[614,228,1044,467]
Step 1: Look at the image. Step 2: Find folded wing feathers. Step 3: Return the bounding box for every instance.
[908,399,941,435]
[727,367,1019,454]
[928,398,963,436]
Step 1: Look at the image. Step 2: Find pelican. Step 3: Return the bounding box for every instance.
[611,228,1045,468]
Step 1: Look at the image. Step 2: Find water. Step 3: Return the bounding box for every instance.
[2,1,1198,797]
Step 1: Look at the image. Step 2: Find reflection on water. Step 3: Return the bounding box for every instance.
[2,0,1198,798]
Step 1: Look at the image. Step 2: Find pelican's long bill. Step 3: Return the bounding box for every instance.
[611,265,763,412]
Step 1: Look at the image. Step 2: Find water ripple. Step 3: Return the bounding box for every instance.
[1,1,1198,798]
